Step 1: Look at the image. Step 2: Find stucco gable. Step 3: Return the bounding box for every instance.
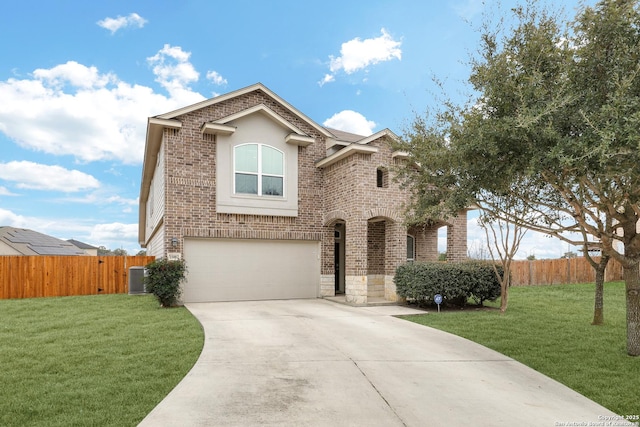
[203,104,316,147]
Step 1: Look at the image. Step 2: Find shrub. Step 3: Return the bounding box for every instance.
[465,261,503,305]
[394,261,502,307]
[144,258,187,307]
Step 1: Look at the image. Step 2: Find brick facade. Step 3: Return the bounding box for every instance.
[140,84,468,305]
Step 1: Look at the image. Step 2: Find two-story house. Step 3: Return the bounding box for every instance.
[138,83,467,304]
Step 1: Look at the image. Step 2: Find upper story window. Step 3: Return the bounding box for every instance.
[234,143,284,196]
[376,167,388,188]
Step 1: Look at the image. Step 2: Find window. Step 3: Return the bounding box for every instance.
[376,167,388,188]
[407,235,415,261]
[234,143,284,196]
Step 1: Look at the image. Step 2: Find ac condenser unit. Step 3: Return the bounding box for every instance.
[128,266,147,294]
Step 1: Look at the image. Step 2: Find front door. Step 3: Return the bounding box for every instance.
[334,241,340,293]
[334,223,345,294]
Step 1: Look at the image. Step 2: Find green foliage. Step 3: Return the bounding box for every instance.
[145,258,187,307]
[97,246,128,256]
[395,0,640,354]
[394,261,502,307]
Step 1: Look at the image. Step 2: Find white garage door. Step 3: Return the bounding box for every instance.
[183,238,320,302]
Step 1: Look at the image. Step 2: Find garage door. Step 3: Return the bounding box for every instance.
[183,238,320,302]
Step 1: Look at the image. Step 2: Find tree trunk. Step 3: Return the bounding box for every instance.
[592,275,604,325]
[500,274,509,314]
[591,256,609,326]
[624,263,640,356]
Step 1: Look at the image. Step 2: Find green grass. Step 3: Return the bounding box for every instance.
[402,282,639,416]
[0,294,204,427]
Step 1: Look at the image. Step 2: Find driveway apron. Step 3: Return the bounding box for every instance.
[138,299,618,427]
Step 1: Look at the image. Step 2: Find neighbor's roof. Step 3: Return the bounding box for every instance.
[0,227,87,256]
[67,239,98,250]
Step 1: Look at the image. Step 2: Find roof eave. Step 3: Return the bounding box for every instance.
[315,144,379,168]
[139,117,181,245]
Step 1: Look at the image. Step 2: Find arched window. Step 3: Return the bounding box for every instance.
[234,144,284,196]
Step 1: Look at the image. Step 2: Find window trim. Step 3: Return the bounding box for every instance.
[233,143,285,197]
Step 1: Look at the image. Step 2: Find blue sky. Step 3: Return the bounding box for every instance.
[0,0,590,257]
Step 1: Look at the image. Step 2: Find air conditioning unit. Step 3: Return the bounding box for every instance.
[128,266,147,294]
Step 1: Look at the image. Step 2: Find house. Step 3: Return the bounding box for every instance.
[0,227,88,256]
[67,239,99,256]
[138,83,467,304]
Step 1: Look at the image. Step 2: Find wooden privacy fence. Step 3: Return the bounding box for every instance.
[0,255,155,299]
[510,256,624,286]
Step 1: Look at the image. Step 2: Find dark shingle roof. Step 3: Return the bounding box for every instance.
[0,227,87,256]
[67,239,98,250]
[324,127,366,143]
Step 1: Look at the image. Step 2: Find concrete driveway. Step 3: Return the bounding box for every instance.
[139,299,618,427]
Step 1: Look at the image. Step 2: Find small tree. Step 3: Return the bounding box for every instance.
[144,258,187,307]
[477,192,529,314]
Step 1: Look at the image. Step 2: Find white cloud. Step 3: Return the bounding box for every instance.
[0,186,16,196]
[97,13,147,34]
[0,208,29,227]
[33,61,115,89]
[318,74,335,87]
[147,44,205,104]
[0,161,100,192]
[323,110,376,136]
[320,28,402,85]
[89,222,138,242]
[452,0,484,21]
[63,191,137,207]
[0,45,206,165]
[206,70,227,86]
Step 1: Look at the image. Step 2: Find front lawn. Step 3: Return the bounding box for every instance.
[0,294,203,427]
[402,282,639,416]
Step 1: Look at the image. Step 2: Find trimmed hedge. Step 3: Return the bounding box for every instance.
[394,261,503,307]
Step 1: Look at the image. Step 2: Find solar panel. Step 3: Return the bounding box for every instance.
[31,245,84,255]
[2,228,87,255]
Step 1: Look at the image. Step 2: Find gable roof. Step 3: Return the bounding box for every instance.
[316,129,401,168]
[324,127,365,143]
[0,227,87,256]
[156,82,334,138]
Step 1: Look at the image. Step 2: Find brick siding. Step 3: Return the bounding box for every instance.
[152,87,467,304]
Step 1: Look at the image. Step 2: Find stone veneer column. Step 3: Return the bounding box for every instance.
[385,220,407,302]
[345,218,367,305]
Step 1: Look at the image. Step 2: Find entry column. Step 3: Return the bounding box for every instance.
[385,220,407,301]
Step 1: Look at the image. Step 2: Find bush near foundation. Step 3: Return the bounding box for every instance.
[394,261,502,307]
[144,258,187,307]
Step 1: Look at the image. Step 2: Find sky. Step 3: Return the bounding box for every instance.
[0,0,593,258]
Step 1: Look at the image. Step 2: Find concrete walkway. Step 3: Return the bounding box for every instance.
[139,299,618,427]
